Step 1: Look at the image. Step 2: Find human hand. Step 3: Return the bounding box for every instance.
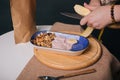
[85,0,101,10]
[80,4,112,29]
[88,0,101,6]
[84,2,100,11]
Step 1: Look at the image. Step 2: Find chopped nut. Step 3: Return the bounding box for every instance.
[31,32,56,48]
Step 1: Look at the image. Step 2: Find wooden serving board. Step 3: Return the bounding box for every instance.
[34,37,102,70]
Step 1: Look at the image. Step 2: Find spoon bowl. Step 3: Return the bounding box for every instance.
[39,76,62,80]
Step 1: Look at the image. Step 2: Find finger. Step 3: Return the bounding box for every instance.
[84,3,97,11]
[80,17,88,25]
[95,26,102,29]
[87,23,93,27]
[93,24,102,29]
[88,22,100,29]
[93,23,99,28]
[96,25,104,29]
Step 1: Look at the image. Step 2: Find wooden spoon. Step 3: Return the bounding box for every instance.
[74,4,94,37]
[39,68,96,80]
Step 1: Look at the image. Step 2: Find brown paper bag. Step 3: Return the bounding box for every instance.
[10,0,37,44]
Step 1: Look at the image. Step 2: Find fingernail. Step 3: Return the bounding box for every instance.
[80,21,84,25]
[84,2,87,6]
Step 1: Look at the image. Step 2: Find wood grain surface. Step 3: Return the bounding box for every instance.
[34,37,102,70]
[34,22,102,70]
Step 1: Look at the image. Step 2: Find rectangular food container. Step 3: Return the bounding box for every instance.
[30,30,89,56]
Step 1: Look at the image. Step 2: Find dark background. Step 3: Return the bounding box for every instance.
[0,0,120,61]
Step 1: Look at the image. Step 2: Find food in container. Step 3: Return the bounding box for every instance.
[30,30,89,56]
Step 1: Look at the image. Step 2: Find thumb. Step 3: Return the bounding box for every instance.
[80,16,88,25]
[84,3,96,11]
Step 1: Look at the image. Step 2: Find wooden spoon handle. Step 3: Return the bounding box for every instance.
[63,68,96,78]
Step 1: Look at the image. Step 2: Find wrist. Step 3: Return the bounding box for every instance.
[114,5,120,22]
[108,5,120,29]
[111,4,116,23]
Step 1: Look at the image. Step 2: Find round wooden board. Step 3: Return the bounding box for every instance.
[34,37,102,70]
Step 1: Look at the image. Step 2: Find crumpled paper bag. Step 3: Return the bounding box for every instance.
[10,0,37,44]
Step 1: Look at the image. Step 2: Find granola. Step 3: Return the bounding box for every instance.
[31,32,56,48]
